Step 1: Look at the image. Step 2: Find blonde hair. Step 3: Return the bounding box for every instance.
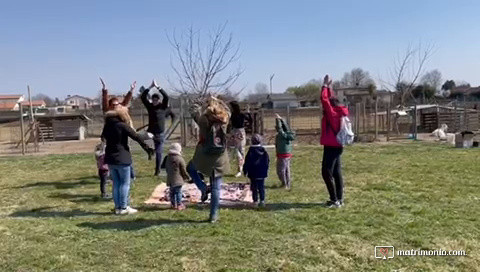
[107,105,134,128]
[204,96,230,124]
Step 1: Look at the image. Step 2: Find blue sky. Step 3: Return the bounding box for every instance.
[1,0,479,99]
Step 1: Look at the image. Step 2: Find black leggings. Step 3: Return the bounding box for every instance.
[321,146,344,202]
[99,170,108,195]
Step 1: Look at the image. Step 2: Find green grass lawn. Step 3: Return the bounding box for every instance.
[0,143,479,271]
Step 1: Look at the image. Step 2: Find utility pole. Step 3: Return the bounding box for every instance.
[269,74,275,94]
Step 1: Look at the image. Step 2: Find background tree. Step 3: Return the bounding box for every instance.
[285,82,320,98]
[168,23,244,97]
[254,82,269,94]
[421,69,442,93]
[441,80,456,91]
[381,43,435,106]
[412,84,435,103]
[54,97,62,106]
[340,68,375,87]
[32,93,54,107]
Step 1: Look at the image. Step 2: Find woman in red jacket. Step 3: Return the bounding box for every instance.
[320,75,349,208]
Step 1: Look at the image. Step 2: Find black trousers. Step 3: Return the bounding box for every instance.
[99,169,109,196]
[321,146,344,202]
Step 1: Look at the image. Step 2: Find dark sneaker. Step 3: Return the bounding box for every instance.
[324,200,341,208]
[101,193,112,199]
[258,201,266,208]
[201,190,208,203]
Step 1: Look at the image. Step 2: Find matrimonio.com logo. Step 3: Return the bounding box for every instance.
[375,246,395,260]
[375,246,467,260]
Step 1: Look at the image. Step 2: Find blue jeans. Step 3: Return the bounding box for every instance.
[187,161,207,194]
[170,185,182,206]
[250,178,265,202]
[153,133,165,174]
[187,162,222,219]
[108,164,132,209]
[209,175,222,219]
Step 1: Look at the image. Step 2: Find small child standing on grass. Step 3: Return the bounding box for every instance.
[94,140,110,199]
[243,134,270,207]
[163,143,190,210]
[275,114,295,189]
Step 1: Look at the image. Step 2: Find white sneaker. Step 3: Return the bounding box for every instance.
[118,206,138,215]
[235,172,242,178]
[125,206,138,214]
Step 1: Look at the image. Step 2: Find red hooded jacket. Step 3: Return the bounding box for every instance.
[320,86,349,147]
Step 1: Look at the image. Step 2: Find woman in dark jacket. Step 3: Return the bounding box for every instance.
[102,106,153,215]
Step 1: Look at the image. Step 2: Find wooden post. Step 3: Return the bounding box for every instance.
[19,103,25,155]
[362,102,366,133]
[374,98,378,140]
[286,105,291,127]
[260,109,265,135]
[413,104,418,140]
[454,102,458,132]
[387,99,391,142]
[464,95,468,131]
[27,85,39,152]
[355,103,361,136]
[179,96,186,147]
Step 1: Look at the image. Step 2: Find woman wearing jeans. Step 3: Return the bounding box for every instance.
[320,75,349,208]
[102,105,153,215]
[187,96,230,223]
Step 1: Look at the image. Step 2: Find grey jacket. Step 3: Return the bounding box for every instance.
[165,153,189,188]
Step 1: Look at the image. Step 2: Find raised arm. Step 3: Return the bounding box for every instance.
[189,102,202,124]
[158,88,169,108]
[276,116,294,140]
[121,81,136,107]
[140,86,151,109]
[100,77,109,113]
[320,74,337,120]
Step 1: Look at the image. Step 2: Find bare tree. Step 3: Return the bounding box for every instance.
[168,23,244,97]
[421,69,442,91]
[254,82,269,94]
[381,43,435,106]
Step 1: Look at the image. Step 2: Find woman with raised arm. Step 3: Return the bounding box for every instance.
[100,78,137,179]
[186,96,230,223]
[100,77,136,113]
[320,75,349,208]
[102,105,154,215]
[140,80,175,176]
[228,101,251,178]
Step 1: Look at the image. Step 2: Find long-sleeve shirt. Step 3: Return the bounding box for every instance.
[141,87,175,134]
[320,86,349,147]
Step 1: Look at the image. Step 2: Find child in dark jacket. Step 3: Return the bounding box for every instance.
[243,134,270,207]
[162,143,190,210]
[94,140,110,199]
